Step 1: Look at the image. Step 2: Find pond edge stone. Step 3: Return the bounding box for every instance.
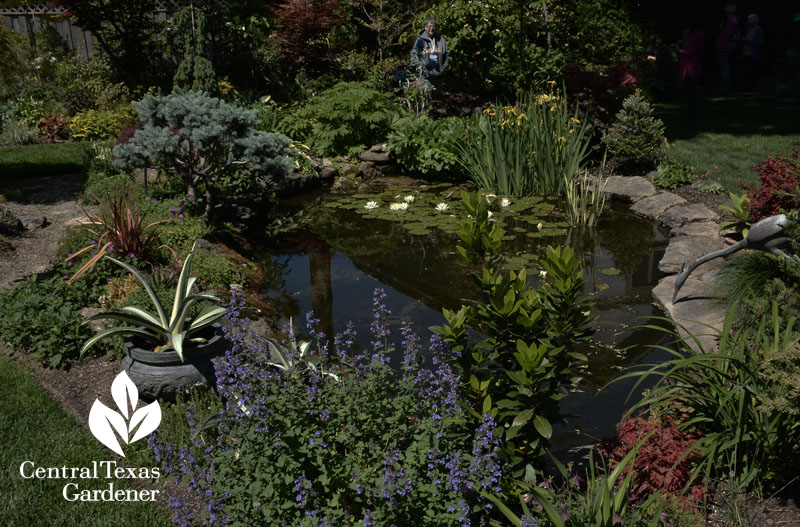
[604,177,726,353]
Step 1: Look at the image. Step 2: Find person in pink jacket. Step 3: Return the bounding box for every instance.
[716,3,739,91]
[679,19,705,119]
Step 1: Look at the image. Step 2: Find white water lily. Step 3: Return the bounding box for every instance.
[435,202,449,212]
[499,198,511,207]
[364,201,379,210]
[403,195,415,203]
[390,202,409,211]
[487,211,493,218]
[537,222,543,230]
[539,270,547,279]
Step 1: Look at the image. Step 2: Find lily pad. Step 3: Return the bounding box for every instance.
[600,268,621,276]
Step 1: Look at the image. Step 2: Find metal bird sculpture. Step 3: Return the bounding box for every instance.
[672,213,799,303]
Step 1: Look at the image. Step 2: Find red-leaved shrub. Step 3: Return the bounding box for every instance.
[596,415,707,506]
[38,113,69,143]
[745,143,800,221]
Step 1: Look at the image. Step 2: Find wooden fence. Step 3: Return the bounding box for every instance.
[0,2,184,59]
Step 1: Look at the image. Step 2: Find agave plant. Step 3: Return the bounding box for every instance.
[81,242,226,361]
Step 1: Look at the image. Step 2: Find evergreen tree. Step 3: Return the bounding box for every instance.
[113,90,294,221]
[602,90,666,166]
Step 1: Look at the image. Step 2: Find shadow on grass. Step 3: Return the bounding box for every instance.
[654,94,800,141]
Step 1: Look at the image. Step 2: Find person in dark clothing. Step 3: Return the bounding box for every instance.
[410,18,450,95]
[679,18,705,119]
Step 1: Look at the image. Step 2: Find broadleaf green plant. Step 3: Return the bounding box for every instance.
[433,191,593,482]
[718,192,752,237]
[81,241,226,361]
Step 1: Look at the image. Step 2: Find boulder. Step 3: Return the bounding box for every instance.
[359,161,380,180]
[330,176,360,194]
[319,166,338,181]
[0,215,24,234]
[630,193,687,219]
[653,274,725,354]
[15,214,48,229]
[658,204,719,230]
[602,176,657,203]
[658,235,726,274]
[359,150,391,163]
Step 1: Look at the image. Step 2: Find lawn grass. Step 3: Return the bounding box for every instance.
[0,353,171,526]
[654,94,800,194]
[0,143,89,178]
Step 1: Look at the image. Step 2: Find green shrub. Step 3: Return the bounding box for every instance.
[81,145,139,203]
[68,107,136,141]
[386,114,467,177]
[113,89,293,221]
[289,81,399,157]
[602,90,665,165]
[434,192,593,480]
[653,158,692,189]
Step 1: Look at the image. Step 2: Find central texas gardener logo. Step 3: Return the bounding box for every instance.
[88,371,162,457]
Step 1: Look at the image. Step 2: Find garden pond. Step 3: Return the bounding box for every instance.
[253,183,675,453]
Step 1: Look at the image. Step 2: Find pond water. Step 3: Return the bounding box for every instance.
[253,184,674,453]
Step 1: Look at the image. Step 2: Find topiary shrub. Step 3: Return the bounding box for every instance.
[113,90,294,221]
[745,143,800,222]
[601,89,665,169]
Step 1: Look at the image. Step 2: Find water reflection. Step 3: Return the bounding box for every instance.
[257,196,671,448]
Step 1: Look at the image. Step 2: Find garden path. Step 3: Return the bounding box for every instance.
[0,172,88,290]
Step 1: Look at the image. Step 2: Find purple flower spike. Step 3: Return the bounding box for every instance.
[178,214,184,219]
[170,207,175,212]
[67,261,73,267]
[128,253,135,258]
[151,198,156,203]
[63,274,69,280]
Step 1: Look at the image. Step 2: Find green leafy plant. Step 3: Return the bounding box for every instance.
[652,159,692,189]
[81,242,227,361]
[458,86,592,196]
[386,114,466,177]
[602,90,665,166]
[288,81,399,157]
[434,191,593,481]
[171,5,217,93]
[0,269,106,367]
[113,90,294,221]
[718,192,752,236]
[616,306,800,491]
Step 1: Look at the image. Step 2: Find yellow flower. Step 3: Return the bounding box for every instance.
[547,80,557,86]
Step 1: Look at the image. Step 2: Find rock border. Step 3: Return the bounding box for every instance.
[603,176,726,353]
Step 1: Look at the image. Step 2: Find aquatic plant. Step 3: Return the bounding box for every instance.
[458,85,592,197]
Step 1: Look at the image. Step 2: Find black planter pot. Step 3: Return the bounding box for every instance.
[120,324,226,401]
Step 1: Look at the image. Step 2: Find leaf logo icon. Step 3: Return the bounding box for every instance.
[88,371,162,457]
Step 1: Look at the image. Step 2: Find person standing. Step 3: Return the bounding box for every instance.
[716,3,739,92]
[679,19,705,120]
[411,18,450,96]
[741,14,765,92]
